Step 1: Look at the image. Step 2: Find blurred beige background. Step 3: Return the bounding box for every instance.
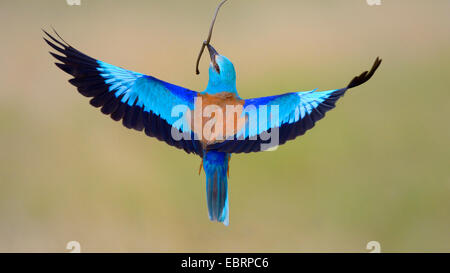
[0,0,449,252]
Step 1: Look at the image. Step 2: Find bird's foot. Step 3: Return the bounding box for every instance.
[227,156,231,178]
[199,158,204,175]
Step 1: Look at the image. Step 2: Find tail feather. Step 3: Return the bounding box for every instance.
[203,151,229,226]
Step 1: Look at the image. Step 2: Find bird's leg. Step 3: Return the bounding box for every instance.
[199,158,204,175]
[227,156,231,178]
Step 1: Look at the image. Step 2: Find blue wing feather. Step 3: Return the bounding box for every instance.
[209,88,348,153]
[45,31,202,156]
[208,56,381,153]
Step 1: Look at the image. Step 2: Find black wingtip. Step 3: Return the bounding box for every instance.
[347,57,382,89]
[50,27,70,46]
[42,27,70,48]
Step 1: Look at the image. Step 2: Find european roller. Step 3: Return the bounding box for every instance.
[44,25,381,226]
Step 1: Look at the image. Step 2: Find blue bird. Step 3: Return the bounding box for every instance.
[44,29,381,226]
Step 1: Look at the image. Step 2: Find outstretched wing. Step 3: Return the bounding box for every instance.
[208,58,382,153]
[44,30,203,156]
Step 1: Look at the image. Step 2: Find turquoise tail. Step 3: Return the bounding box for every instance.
[203,151,229,226]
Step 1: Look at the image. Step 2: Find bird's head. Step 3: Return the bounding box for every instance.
[205,44,237,94]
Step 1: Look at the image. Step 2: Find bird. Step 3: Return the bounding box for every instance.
[44,29,381,226]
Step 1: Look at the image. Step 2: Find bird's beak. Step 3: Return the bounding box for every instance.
[207,44,220,74]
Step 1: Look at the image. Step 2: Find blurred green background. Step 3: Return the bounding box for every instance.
[0,0,449,252]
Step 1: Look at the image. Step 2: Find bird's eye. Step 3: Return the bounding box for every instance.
[212,56,221,74]
[213,61,220,74]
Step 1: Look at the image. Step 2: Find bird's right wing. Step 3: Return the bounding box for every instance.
[208,58,382,153]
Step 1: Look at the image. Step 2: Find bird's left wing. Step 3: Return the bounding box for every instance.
[208,58,382,153]
[44,30,203,156]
